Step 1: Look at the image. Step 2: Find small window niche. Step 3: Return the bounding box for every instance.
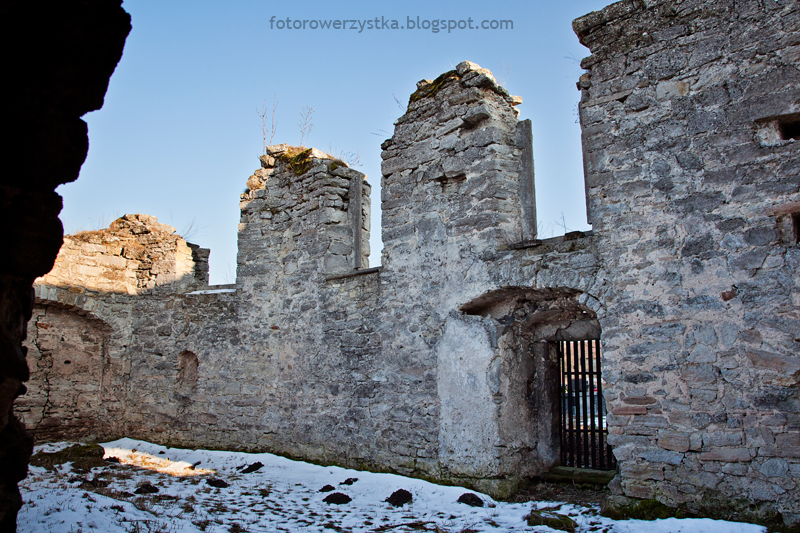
[793,212,800,245]
[768,202,800,245]
[755,112,800,147]
[177,350,199,394]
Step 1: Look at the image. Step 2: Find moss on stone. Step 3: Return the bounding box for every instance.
[526,510,577,532]
[602,499,680,521]
[409,70,460,103]
[277,147,314,176]
[602,497,800,533]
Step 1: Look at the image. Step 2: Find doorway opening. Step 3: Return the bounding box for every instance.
[557,339,614,470]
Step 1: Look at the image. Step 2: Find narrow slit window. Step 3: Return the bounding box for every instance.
[779,118,800,141]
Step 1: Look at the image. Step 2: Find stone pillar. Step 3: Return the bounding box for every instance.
[380,60,529,267]
[238,145,370,291]
[516,119,537,241]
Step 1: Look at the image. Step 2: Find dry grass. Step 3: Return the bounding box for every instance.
[103,447,214,477]
[508,479,608,507]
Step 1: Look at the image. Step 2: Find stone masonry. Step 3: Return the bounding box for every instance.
[17,2,800,527]
[573,0,800,524]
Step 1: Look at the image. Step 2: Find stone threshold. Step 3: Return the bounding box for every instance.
[542,466,615,486]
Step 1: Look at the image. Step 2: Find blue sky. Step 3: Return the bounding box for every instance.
[63,0,613,284]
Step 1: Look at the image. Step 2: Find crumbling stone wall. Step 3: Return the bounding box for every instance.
[574,0,800,524]
[239,144,370,280]
[27,62,588,496]
[22,214,213,444]
[376,61,606,494]
[40,213,208,295]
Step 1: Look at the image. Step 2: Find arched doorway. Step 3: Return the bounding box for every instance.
[456,286,614,477]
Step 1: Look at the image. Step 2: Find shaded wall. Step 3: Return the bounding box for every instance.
[18,306,111,441]
[0,0,130,530]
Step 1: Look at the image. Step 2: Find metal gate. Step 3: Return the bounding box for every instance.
[558,339,615,470]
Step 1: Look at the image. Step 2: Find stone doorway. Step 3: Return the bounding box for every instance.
[557,339,615,470]
[452,287,608,485]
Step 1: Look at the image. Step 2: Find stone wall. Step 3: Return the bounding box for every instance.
[0,0,130,530]
[40,213,208,295]
[18,306,111,441]
[25,62,588,496]
[574,0,800,524]
[22,7,800,525]
[22,214,217,445]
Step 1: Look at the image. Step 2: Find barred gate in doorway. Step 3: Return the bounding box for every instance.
[558,339,615,470]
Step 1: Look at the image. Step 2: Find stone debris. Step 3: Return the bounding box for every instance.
[457,493,484,507]
[134,483,159,495]
[526,509,577,532]
[239,462,264,474]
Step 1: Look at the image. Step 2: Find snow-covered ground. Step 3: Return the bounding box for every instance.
[18,438,768,533]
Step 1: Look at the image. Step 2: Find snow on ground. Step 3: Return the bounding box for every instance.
[18,438,768,533]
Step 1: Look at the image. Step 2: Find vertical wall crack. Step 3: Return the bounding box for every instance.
[30,313,52,431]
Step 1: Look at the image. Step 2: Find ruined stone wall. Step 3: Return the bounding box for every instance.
[108,288,239,445]
[23,61,605,499]
[18,306,111,441]
[23,61,585,495]
[39,213,208,295]
[374,61,609,494]
[232,146,406,468]
[22,214,212,444]
[22,13,800,523]
[574,0,800,523]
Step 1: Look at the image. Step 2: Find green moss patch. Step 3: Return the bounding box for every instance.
[526,509,577,532]
[30,443,107,471]
[409,70,460,103]
[602,499,679,521]
[277,147,313,176]
[602,498,799,533]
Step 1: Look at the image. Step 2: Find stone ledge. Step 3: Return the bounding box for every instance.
[325,267,382,282]
[504,230,595,251]
[184,285,237,295]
